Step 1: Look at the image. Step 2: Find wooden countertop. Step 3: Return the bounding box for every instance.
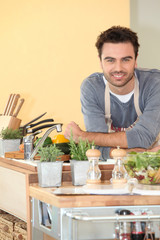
[0,157,36,174]
[1,156,160,209]
[29,183,160,208]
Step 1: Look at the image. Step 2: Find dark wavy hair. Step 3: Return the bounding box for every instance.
[95,26,140,59]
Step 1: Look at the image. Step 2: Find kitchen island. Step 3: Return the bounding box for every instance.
[29,182,160,240]
[1,156,160,240]
[0,157,113,240]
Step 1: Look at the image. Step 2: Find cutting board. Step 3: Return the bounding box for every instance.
[5,151,40,160]
[4,151,70,161]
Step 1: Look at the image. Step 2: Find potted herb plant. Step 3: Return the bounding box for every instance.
[69,135,94,186]
[37,144,64,187]
[0,127,23,157]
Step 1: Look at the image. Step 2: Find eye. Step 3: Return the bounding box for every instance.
[105,58,115,63]
[122,57,132,62]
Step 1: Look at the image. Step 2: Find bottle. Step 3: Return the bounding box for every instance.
[131,210,144,240]
[119,209,131,240]
[114,217,120,240]
[144,222,155,240]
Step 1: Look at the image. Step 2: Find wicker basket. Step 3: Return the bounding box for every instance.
[0,210,6,215]
[0,213,27,240]
[0,214,19,239]
[14,221,27,240]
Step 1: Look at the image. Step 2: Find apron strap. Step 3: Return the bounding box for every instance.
[134,75,142,117]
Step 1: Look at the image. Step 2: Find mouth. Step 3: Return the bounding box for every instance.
[111,72,126,80]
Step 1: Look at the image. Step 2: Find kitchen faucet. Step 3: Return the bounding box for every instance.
[29,124,62,161]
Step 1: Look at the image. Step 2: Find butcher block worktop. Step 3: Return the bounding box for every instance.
[29,183,160,208]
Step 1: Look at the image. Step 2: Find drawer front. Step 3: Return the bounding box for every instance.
[0,166,26,221]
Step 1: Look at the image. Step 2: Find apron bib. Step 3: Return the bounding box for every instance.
[104,76,160,148]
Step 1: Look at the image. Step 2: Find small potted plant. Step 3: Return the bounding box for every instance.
[0,127,23,157]
[37,144,64,187]
[69,134,94,186]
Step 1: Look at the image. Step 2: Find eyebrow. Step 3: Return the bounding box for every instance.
[103,56,133,60]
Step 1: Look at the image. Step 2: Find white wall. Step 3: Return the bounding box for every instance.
[130,0,160,69]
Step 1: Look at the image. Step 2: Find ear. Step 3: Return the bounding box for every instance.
[99,57,103,70]
[135,61,138,68]
[135,56,138,68]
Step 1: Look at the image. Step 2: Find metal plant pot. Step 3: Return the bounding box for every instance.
[37,161,63,188]
[0,139,21,157]
[70,160,89,186]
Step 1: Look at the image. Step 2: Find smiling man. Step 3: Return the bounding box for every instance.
[64,26,160,160]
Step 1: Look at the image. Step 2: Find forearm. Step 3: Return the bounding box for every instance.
[65,121,128,148]
[81,131,128,148]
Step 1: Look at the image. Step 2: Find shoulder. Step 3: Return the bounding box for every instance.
[81,72,104,90]
[135,68,160,80]
[135,68,160,89]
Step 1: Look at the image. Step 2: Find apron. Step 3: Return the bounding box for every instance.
[104,76,160,147]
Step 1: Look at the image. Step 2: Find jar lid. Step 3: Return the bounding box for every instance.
[111,146,126,158]
[86,146,101,157]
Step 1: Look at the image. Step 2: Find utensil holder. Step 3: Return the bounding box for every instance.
[0,116,21,132]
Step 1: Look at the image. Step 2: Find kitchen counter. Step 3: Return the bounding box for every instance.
[29,182,160,240]
[2,156,160,240]
[29,182,160,208]
[0,156,114,240]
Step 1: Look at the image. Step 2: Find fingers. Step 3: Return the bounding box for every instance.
[64,121,81,140]
[64,122,75,138]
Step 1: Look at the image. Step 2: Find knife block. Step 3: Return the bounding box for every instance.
[0,116,21,132]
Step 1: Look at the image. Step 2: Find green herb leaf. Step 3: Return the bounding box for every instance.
[38,144,64,162]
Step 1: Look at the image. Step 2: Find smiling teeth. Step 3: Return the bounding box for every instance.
[113,74,123,78]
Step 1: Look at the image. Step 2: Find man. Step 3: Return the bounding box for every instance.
[64,26,160,160]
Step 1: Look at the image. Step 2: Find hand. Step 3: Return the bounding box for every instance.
[64,121,83,143]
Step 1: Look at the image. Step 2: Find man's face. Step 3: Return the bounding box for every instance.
[100,42,137,94]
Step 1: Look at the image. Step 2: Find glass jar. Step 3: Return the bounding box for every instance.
[111,146,128,186]
[86,147,101,184]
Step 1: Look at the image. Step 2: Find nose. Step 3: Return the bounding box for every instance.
[114,60,123,72]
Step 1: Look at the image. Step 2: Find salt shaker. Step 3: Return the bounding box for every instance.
[86,146,101,184]
[111,146,128,186]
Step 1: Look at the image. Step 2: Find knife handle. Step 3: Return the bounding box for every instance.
[26,119,54,129]
[5,94,15,115]
[3,94,13,115]
[12,98,24,117]
[27,124,56,133]
[21,112,47,128]
[8,94,20,116]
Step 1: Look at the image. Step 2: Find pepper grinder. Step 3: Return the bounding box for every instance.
[86,146,101,184]
[111,146,128,186]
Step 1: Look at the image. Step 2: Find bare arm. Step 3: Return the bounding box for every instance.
[64,121,160,158]
[64,121,128,148]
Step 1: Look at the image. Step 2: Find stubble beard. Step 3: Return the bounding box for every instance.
[104,71,135,88]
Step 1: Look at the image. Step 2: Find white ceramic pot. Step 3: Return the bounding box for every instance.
[37,161,63,188]
[70,160,89,186]
[0,139,21,157]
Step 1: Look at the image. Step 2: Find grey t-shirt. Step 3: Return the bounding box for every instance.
[80,68,160,160]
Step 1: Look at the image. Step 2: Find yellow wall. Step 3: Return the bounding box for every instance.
[0,0,129,137]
